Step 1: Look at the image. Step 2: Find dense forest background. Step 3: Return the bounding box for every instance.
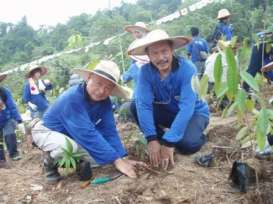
[0,0,272,111]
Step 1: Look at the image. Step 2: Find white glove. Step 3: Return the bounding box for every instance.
[28,102,38,111]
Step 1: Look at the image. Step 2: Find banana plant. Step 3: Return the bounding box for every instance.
[57,138,86,173]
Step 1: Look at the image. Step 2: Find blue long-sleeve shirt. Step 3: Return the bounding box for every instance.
[122,62,140,99]
[212,22,233,41]
[0,87,22,128]
[135,57,209,144]
[22,80,52,112]
[187,37,209,63]
[247,43,273,80]
[43,84,127,165]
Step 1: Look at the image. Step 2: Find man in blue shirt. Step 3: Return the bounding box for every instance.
[187,27,209,78]
[211,9,233,48]
[128,29,210,170]
[243,29,273,91]
[31,60,145,183]
[120,22,150,119]
[0,74,22,168]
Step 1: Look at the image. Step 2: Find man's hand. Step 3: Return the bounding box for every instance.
[160,145,175,170]
[147,140,161,168]
[114,158,138,178]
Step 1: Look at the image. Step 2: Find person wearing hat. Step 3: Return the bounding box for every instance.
[22,64,53,119]
[128,29,210,170]
[243,28,273,91]
[0,74,23,168]
[122,22,150,97]
[120,22,150,119]
[211,9,233,47]
[31,60,146,183]
[187,27,209,78]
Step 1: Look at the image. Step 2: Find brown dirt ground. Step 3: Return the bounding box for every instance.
[1,116,273,204]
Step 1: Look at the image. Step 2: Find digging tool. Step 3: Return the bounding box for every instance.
[91,173,123,186]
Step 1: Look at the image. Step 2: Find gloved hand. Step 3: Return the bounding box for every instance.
[28,102,38,111]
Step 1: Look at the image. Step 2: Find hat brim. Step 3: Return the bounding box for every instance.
[128,36,191,56]
[124,25,149,33]
[73,68,132,100]
[0,74,7,82]
[27,66,48,78]
[129,55,150,63]
[217,14,231,19]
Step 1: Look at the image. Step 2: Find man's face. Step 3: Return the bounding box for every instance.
[147,41,173,73]
[132,30,145,39]
[86,74,115,101]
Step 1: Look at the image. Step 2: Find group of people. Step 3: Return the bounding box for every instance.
[0,7,272,185]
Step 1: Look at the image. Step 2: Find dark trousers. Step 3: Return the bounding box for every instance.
[130,101,209,154]
[0,129,4,161]
[0,120,18,160]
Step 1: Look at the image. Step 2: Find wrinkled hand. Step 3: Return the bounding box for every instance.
[160,145,175,170]
[148,140,161,168]
[114,158,138,178]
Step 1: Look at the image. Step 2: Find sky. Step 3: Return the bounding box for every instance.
[0,0,136,29]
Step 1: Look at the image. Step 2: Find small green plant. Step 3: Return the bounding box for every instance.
[57,138,86,173]
[195,41,273,152]
[134,135,148,161]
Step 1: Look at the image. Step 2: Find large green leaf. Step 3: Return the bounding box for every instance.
[225,47,239,100]
[240,71,259,92]
[213,54,223,92]
[215,82,228,98]
[256,108,269,151]
[65,138,74,154]
[235,89,247,113]
[199,74,209,100]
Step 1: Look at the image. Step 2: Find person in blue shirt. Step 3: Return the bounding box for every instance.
[128,29,210,170]
[243,30,273,91]
[22,64,53,119]
[187,27,209,78]
[119,22,150,120]
[211,9,233,47]
[31,60,146,183]
[0,74,23,168]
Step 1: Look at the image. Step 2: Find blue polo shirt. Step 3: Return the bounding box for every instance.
[0,87,22,128]
[187,37,209,63]
[213,22,233,41]
[43,84,127,165]
[135,57,209,144]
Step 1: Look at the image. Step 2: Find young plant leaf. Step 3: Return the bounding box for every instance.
[240,71,259,92]
[225,47,239,100]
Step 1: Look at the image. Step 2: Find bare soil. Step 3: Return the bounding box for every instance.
[1,116,273,204]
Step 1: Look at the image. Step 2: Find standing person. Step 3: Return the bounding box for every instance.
[211,9,233,47]
[123,21,150,97]
[187,27,209,78]
[31,60,146,183]
[128,29,210,170]
[0,73,23,168]
[119,22,150,119]
[22,64,53,119]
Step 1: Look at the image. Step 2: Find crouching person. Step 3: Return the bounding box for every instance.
[128,30,210,170]
[31,60,145,183]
